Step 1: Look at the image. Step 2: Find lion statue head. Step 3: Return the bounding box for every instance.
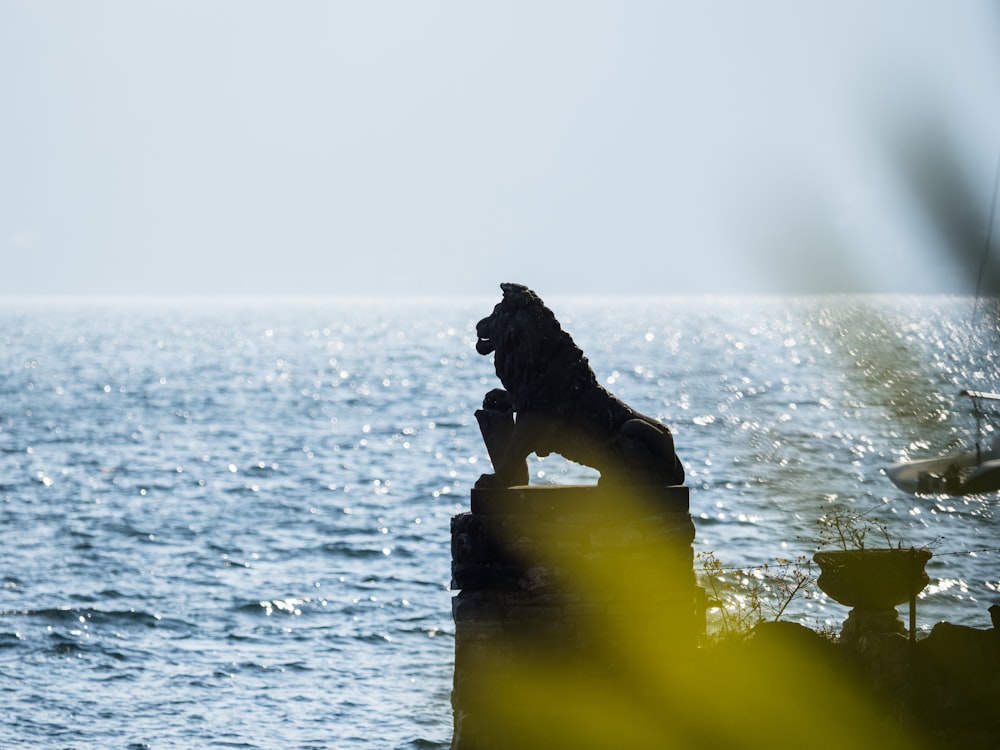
[475,283,598,412]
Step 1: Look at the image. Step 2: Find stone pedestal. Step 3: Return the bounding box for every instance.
[450,484,697,750]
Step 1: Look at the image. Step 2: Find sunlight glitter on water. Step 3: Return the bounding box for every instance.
[0,295,998,747]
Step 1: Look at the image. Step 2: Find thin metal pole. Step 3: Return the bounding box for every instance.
[974,147,1000,325]
[909,549,917,644]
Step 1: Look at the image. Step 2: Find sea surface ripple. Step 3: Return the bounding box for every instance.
[1,295,998,748]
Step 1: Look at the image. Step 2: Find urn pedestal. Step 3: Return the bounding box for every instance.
[813,548,932,642]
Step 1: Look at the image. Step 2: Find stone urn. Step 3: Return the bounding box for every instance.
[813,548,932,642]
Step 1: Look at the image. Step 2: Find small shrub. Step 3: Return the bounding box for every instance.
[697,551,816,641]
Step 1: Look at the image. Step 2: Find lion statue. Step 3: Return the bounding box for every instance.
[474,282,684,488]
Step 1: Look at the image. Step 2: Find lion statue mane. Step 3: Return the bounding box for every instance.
[474,282,684,488]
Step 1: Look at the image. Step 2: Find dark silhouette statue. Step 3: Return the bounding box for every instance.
[474,283,685,488]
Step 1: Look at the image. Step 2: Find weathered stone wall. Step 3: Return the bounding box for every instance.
[722,620,1000,749]
[448,484,1000,749]
[853,623,1000,747]
[450,485,697,750]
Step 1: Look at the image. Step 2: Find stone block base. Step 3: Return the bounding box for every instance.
[450,485,697,749]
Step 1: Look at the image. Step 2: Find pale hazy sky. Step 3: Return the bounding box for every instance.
[3,2,1000,297]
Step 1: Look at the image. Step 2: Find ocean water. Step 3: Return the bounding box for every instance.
[1,294,999,748]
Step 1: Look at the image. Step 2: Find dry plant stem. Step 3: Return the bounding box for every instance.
[816,504,896,551]
[697,551,817,639]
